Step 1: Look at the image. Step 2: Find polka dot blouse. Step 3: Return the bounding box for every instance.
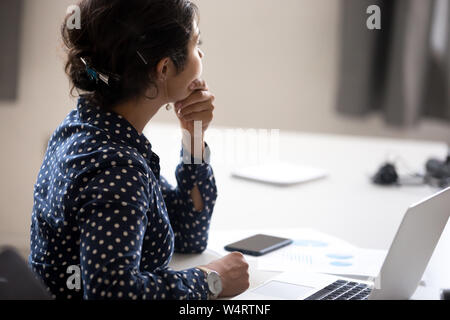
[29,96,218,300]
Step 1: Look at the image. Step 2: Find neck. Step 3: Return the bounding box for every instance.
[111,95,167,135]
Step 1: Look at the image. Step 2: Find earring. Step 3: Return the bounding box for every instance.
[162,74,172,111]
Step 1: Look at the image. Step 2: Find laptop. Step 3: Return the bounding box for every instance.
[0,246,52,300]
[234,187,450,300]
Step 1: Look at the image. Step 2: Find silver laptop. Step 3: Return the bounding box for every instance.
[235,187,450,300]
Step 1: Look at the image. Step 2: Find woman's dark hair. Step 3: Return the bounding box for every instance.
[61,0,199,110]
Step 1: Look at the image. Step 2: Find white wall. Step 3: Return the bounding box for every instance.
[0,0,76,251]
[1,0,449,253]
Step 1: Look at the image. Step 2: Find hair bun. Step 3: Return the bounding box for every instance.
[72,68,99,93]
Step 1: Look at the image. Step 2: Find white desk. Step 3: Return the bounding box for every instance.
[144,123,450,299]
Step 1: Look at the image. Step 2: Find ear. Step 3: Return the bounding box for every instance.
[156,57,170,81]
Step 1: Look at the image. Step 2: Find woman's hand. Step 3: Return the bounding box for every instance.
[199,251,250,298]
[174,79,215,134]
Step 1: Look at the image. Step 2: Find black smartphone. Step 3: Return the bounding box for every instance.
[224,234,293,256]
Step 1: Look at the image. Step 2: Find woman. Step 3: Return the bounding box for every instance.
[29,0,249,300]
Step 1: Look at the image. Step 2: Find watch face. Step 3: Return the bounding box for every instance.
[208,271,222,295]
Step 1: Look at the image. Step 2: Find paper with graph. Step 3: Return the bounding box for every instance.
[257,239,387,277]
[207,228,387,278]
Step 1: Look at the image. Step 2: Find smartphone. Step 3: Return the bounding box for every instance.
[224,234,293,256]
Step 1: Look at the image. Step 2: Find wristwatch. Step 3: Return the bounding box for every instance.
[197,266,222,299]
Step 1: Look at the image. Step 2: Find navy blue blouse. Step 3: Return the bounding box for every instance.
[29,97,218,300]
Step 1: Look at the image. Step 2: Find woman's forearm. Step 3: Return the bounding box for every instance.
[191,184,204,212]
[181,128,206,212]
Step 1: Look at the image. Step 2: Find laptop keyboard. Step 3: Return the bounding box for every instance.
[305,279,372,300]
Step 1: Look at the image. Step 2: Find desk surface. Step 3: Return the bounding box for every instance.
[145,123,450,299]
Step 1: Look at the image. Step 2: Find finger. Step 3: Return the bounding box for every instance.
[180,110,213,122]
[180,110,212,123]
[189,78,208,91]
[231,251,244,258]
[179,101,214,118]
[176,90,214,110]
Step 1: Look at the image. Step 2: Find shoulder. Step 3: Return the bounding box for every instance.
[55,124,152,188]
[52,116,148,173]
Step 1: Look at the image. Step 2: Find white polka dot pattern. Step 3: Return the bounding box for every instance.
[29,96,218,300]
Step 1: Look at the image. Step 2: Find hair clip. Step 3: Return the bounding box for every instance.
[80,57,120,86]
[80,57,99,82]
[136,50,148,65]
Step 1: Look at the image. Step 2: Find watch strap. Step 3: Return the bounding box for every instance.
[196,266,220,299]
[196,266,213,275]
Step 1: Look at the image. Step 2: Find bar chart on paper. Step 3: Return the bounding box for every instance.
[207,228,387,278]
[257,232,387,277]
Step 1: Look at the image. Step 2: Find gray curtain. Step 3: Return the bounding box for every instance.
[0,0,23,101]
[337,0,450,127]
